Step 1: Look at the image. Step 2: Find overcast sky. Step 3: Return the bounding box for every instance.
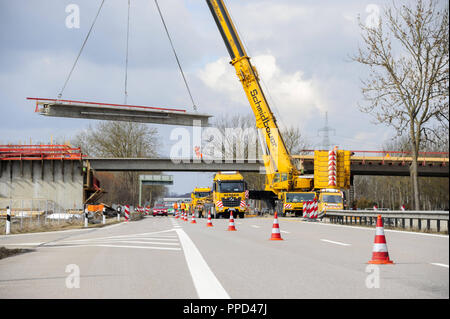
[0,0,404,194]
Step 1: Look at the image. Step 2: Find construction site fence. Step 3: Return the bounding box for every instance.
[324,210,449,234]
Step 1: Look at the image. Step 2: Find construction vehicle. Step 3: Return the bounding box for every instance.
[317,189,344,213]
[281,191,317,217]
[191,187,213,217]
[212,171,248,219]
[206,0,351,214]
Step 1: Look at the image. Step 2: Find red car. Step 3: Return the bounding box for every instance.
[152,203,168,216]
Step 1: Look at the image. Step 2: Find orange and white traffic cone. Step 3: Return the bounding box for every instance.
[368,215,394,264]
[227,210,237,231]
[191,211,197,224]
[206,210,214,227]
[175,210,179,219]
[269,212,283,240]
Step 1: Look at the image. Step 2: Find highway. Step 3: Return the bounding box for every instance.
[0,216,448,299]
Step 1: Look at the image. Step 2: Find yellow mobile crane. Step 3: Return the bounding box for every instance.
[206,0,351,215]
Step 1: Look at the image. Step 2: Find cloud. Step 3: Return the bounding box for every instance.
[197,53,326,127]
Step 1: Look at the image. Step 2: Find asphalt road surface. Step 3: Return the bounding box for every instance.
[0,215,448,298]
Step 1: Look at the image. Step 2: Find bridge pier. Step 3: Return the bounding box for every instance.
[0,160,84,211]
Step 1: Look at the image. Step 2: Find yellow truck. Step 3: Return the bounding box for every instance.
[212,171,248,219]
[281,191,317,217]
[191,187,212,217]
[317,189,344,214]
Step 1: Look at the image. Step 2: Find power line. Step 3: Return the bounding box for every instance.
[58,0,106,99]
[124,0,131,105]
[317,111,336,150]
[153,0,197,112]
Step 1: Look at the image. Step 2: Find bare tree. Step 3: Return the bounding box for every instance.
[72,121,165,205]
[202,113,310,189]
[352,0,449,209]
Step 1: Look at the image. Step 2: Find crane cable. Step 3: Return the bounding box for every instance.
[124,0,131,105]
[153,0,198,112]
[57,0,106,99]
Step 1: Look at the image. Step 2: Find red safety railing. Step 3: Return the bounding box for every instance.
[298,149,449,158]
[27,97,187,113]
[0,145,85,160]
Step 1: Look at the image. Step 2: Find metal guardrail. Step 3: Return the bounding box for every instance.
[324,210,449,233]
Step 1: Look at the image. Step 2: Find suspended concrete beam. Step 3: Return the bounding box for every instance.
[27,98,212,127]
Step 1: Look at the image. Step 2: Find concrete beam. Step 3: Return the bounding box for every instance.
[37,101,212,127]
[86,157,448,177]
[87,158,265,172]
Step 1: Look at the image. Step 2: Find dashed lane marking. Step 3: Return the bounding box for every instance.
[320,239,351,246]
[37,229,182,251]
[430,263,449,268]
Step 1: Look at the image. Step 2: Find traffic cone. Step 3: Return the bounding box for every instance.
[368,215,394,264]
[191,211,197,224]
[269,212,283,241]
[175,210,179,219]
[227,210,237,231]
[206,210,214,227]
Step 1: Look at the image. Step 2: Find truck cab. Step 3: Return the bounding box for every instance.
[213,171,248,219]
[317,189,344,214]
[191,187,212,215]
[281,191,316,217]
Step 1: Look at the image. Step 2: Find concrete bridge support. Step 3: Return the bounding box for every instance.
[0,160,84,211]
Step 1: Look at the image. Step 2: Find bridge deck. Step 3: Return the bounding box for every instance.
[86,156,448,177]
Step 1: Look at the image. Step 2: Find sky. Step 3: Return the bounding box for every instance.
[0,0,402,194]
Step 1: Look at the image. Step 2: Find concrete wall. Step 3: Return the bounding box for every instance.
[0,160,84,211]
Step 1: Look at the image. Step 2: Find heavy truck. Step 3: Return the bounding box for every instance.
[191,187,213,218]
[206,0,351,216]
[212,171,248,219]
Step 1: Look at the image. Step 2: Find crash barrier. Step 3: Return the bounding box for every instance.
[302,200,321,220]
[324,210,449,234]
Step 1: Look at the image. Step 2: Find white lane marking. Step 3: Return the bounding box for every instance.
[41,244,181,251]
[430,263,449,268]
[61,237,179,243]
[62,230,176,242]
[280,230,290,234]
[320,239,351,246]
[251,225,260,228]
[59,240,180,246]
[175,228,230,299]
[1,242,43,246]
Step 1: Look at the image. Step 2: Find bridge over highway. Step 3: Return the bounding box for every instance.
[86,154,449,177]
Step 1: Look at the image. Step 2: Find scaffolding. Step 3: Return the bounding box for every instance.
[0,144,84,161]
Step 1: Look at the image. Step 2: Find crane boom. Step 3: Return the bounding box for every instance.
[206,0,297,192]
